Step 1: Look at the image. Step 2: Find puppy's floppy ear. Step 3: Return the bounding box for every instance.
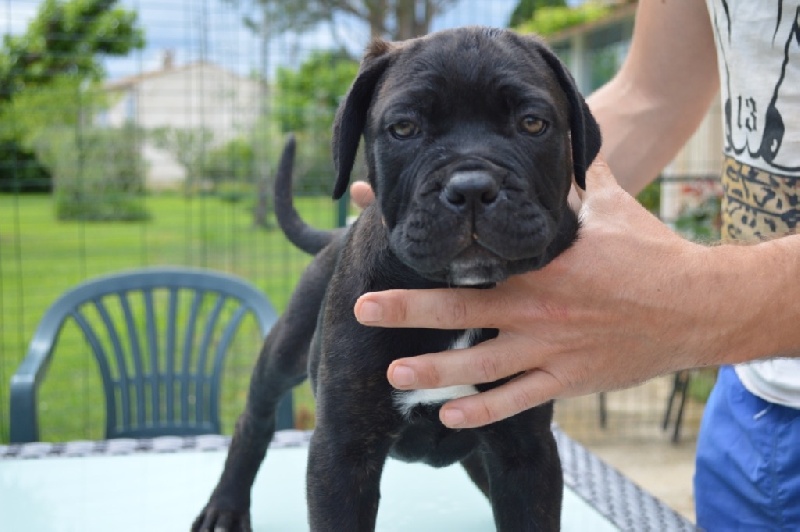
[331,40,394,200]
[536,43,601,190]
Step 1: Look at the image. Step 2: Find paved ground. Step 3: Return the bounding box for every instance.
[555,374,707,522]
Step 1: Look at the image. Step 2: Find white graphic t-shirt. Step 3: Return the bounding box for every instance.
[706,0,800,407]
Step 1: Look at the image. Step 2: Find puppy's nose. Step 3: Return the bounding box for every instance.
[443,171,499,209]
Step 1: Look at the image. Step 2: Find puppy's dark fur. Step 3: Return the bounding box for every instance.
[193,27,600,532]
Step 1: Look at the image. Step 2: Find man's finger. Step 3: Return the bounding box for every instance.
[437,369,563,428]
[350,181,375,209]
[387,335,543,390]
[355,288,506,329]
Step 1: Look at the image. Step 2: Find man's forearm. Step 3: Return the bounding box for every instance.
[587,0,719,195]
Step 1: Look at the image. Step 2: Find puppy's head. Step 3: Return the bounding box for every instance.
[333,27,601,285]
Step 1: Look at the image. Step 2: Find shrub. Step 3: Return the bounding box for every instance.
[32,124,150,221]
[216,180,255,204]
[517,2,611,37]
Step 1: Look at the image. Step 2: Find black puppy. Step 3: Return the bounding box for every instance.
[193,26,600,532]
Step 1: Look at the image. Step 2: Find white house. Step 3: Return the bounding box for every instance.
[103,53,265,189]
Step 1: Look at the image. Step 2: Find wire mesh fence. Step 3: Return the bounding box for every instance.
[0,0,719,446]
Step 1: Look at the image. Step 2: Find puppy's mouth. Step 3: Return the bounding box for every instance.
[448,261,502,287]
[389,207,556,286]
[445,241,546,287]
[445,244,508,286]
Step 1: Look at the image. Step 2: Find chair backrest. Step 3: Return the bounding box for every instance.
[10,267,292,442]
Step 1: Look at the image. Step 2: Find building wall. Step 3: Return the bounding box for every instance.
[105,63,264,189]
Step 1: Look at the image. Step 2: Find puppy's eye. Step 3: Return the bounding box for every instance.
[388,120,420,140]
[519,115,548,136]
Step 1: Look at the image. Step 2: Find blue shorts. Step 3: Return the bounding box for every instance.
[694,366,800,530]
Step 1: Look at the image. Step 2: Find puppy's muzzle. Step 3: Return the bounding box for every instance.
[442,171,500,213]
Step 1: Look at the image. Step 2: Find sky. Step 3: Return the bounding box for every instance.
[0,0,520,81]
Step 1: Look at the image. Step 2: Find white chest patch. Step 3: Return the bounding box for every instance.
[393,329,480,417]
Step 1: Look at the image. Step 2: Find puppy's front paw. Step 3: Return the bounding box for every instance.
[191,503,252,532]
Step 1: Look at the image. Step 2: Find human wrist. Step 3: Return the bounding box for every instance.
[743,237,800,359]
[693,238,800,366]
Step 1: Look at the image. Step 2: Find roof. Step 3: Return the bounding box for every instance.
[104,60,257,91]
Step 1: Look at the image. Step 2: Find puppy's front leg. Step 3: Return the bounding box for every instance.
[306,422,393,532]
[192,344,302,532]
[480,407,563,532]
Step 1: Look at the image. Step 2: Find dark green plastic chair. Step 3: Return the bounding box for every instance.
[10,267,293,443]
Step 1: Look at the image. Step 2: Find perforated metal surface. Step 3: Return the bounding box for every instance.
[553,429,696,531]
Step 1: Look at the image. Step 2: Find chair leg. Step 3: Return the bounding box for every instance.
[598,392,608,429]
[663,371,691,443]
[671,377,690,443]
[275,392,295,430]
[662,373,680,431]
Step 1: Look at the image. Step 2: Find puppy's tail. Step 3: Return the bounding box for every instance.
[274,135,338,255]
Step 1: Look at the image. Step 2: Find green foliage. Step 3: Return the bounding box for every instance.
[636,180,661,215]
[508,0,567,29]
[275,50,359,134]
[589,44,622,91]
[1,75,144,219]
[31,124,149,221]
[0,0,144,192]
[216,180,256,204]
[206,137,256,185]
[0,0,144,97]
[203,139,252,203]
[274,50,359,194]
[674,195,721,242]
[0,141,50,192]
[688,368,718,403]
[672,180,723,242]
[0,75,108,146]
[516,2,611,37]
[150,127,215,194]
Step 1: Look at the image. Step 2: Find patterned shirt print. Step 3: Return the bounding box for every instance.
[707,1,800,243]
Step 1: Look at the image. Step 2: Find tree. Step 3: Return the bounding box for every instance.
[275,50,358,134]
[0,0,144,191]
[0,0,143,98]
[230,0,457,44]
[31,122,149,222]
[150,127,215,195]
[4,77,148,220]
[508,0,567,29]
[514,2,611,37]
[273,50,359,194]
[327,0,459,40]
[1,74,150,221]
[0,75,108,148]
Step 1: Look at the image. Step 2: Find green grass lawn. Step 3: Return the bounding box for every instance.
[0,192,338,442]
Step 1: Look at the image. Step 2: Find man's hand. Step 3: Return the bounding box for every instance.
[354,157,730,428]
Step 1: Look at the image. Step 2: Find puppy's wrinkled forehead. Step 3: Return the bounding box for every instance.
[330,26,600,198]
[369,29,566,121]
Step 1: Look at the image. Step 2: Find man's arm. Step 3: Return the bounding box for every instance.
[588,0,719,194]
